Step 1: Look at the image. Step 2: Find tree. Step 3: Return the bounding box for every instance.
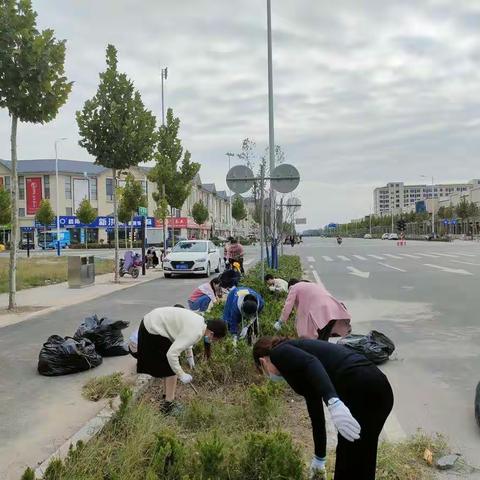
[118,173,146,248]
[148,108,200,245]
[0,187,11,225]
[76,44,156,281]
[152,193,169,250]
[231,195,247,222]
[0,0,72,309]
[35,199,54,248]
[76,198,97,249]
[191,200,209,226]
[456,198,469,220]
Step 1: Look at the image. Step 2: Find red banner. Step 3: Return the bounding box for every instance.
[26,177,42,215]
[154,217,211,230]
[0,177,3,188]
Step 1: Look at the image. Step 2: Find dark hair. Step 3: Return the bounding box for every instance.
[210,277,221,287]
[174,304,185,308]
[206,319,227,339]
[287,278,310,289]
[252,336,289,370]
[241,297,258,318]
[230,238,238,244]
[264,274,274,282]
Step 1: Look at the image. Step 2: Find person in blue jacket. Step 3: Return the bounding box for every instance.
[223,286,264,338]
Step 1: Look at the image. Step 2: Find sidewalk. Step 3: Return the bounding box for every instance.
[0,268,164,328]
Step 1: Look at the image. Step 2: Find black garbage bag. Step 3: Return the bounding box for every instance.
[74,315,129,357]
[38,335,103,376]
[338,330,395,364]
[73,315,129,357]
[475,382,480,429]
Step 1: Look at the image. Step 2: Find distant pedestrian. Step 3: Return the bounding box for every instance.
[290,236,295,247]
[228,238,245,274]
[253,337,394,480]
[275,279,351,340]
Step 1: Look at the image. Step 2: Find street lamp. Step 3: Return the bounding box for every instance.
[226,152,235,236]
[54,138,67,256]
[421,175,435,236]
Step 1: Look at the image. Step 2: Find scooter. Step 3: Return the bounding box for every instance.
[119,251,141,279]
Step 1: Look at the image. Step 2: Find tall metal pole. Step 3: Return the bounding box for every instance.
[161,67,168,126]
[226,152,235,236]
[431,176,435,236]
[54,138,66,256]
[267,0,276,264]
[260,164,265,280]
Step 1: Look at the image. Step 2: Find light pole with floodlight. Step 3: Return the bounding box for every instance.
[54,138,67,256]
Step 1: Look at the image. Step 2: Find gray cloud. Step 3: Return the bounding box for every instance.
[1,0,480,228]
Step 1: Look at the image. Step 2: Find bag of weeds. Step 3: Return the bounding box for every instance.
[74,315,129,357]
[38,335,103,376]
[338,330,395,364]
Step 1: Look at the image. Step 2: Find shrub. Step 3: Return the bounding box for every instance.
[237,431,306,480]
[147,430,187,480]
[178,398,216,431]
[43,459,65,480]
[245,382,284,429]
[20,468,35,480]
[194,432,228,480]
[82,372,127,402]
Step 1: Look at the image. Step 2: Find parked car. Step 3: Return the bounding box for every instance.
[165,236,187,248]
[162,240,221,278]
[388,233,399,240]
[381,233,389,240]
[364,234,372,239]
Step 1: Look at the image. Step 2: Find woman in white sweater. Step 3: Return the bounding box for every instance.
[137,305,227,413]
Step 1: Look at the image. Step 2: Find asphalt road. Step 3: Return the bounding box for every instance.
[0,247,138,260]
[0,252,257,479]
[294,237,480,467]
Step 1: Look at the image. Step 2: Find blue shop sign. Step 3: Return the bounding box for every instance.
[34,215,154,229]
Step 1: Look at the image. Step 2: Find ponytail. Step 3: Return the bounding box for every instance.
[252,336,289,370]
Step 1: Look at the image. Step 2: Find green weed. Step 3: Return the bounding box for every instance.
[82,372,127,402]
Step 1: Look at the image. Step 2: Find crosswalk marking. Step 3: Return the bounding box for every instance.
[416,253,440,258]
[368,254,384,260]
[451,259,480,266]
[307,256,315,262]
[434,253,459,258]
[352,255,367,261]
[383,253,403,259]
[322,256,333,262]
[423,263,473,276]
[399,253,421,259]
[378,262,407,272]
[456,253,476,258]
[337,255,351,262]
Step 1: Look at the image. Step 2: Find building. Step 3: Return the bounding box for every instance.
[0,158,253,246]
[373,180,480,215]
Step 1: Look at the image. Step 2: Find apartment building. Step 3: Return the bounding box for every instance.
[373,180,480,215]
[0,158,252,245]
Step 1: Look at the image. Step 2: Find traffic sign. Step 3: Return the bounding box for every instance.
[226,165,255,194]
[295,218,307,225]
[138,206,148,217]
[270,164,300,194]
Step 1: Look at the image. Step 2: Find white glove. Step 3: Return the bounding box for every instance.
[179,373,193,384]
[187,356,195,369]
[274,320,282,331]
[240,326,249,339]
[328,398,361,442]
[232,335,238,347]
[310,456,326,478]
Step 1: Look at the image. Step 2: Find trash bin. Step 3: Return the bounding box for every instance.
[68,256,95,288]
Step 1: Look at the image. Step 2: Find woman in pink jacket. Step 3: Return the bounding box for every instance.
[274,279,351,340]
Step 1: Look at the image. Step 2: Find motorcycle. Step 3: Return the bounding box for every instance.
[119,251,142,279]
[336,237,343,245]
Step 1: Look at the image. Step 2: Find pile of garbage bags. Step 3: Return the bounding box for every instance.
[338,330,395,364]
[38,315,129,376]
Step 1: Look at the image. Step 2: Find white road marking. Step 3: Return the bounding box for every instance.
[368,254,384,260]
[383,253,403,259]
[352,255,367,260]
[322,256,333,262]
[312,269,322,284]
[456,253,476,257]
[337,255,351,262]
[307,256,315,262]
[399,253,421,259]
[347,266,370,279]
[416,253,440,258]
[433,253,459,258]
[423,263,473,276]
[378,262,407,272]
[450,259,480,266]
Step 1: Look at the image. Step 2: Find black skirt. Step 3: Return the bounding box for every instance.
[136,320,175,378]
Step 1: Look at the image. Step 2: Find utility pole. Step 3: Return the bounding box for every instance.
[226,152,235,236]
[54,138,67,256]
[161,67,168,126]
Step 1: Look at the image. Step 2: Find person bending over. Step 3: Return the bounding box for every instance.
[253,336,393,480]
[264,273,288,293]
[188,277,223,312]
[137,305,226,414]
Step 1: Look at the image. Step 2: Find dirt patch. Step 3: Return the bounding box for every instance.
[0,305,48,316]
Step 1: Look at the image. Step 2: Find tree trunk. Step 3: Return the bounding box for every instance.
[113,168,119,282]
[130,213,134,249]
[8,114,18,310]
[44,226,46,249]
[170,206,175,247]
[85,227,88,249]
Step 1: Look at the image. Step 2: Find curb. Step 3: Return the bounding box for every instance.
[34,374,153,479]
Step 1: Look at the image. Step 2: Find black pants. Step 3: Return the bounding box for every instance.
[333,365,394,480]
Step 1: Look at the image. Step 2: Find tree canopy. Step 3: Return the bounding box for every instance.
[191,200,209,226]
[35,199,54,227]
[232,195,248,222]
[76,198,97,225]
[0,187,11,225]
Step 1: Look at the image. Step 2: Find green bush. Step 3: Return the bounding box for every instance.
[43,459,66,480]
[238,431,306,480]
[20,467,35,480]
[147,430,187,479]
[178,398,216,431]
[245,382,284,429]
[194,432,228,480]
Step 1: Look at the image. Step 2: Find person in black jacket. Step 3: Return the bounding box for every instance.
[253,337,394,480]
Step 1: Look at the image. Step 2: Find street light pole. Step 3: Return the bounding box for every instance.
[431,176,435,236]
[226,152,235,236]
[54,138,67,256]
[161,67,168,126]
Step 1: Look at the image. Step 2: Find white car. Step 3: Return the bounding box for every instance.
[388,233,399,240]
[162,240,221,278]
[364,234,372,239]
[381,233,389,240]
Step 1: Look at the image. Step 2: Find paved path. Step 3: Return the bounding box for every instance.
[295,237,480,468]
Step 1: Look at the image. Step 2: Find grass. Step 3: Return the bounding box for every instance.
[82,372,129,402]
[0,256,114,293]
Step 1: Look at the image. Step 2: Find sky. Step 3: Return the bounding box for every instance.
[1,0,480,229]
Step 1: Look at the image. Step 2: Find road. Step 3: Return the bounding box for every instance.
[0,252,257,480]
[0,247,138,260]
[295,237,480,466]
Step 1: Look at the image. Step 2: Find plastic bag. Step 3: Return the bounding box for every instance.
[38,335,103,376]
[338,330,395,364]
[74,315,129,357]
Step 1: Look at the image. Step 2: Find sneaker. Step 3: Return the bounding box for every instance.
[160,400,184,416]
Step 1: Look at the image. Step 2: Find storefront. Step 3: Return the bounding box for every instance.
[155,217,211,240]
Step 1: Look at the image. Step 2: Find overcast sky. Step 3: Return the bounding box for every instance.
[1,0,480,228]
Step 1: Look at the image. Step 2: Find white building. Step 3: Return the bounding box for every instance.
[373,180,480,215]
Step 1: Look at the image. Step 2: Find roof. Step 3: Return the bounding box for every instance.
[201,183,217,194]
[0,159,106,175]
[217,190,229,200]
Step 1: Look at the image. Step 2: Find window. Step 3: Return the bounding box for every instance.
[65,176,72,199]
[18,176,25,200]
[141,180,147,196]
[90,177,97,201]
[3,176,11,191]
[19,208,25,217]
[66,207,72,216]
[44,175,50,199]
[106,178,113,201]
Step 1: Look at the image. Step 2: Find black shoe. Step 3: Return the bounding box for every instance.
[160,400,184,416]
